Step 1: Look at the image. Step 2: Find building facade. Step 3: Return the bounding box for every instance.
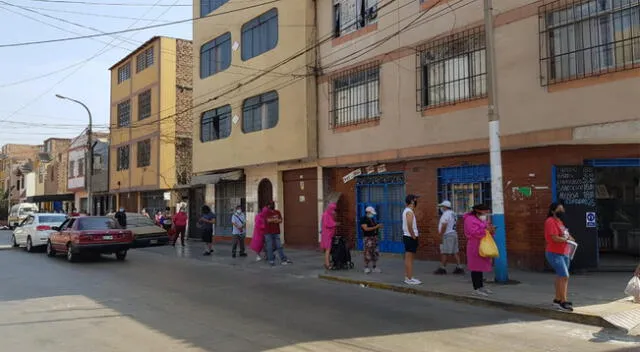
[316,0,639,270]
[0,144,40,211]
[67,131,109,213]
[31,138,74,213]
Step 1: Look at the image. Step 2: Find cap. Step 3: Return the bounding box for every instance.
[438,200,452,208]
[405,194,420,204]
[472,203,491,212]
[365,206,377,215]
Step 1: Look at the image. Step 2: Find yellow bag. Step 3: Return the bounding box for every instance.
[479,230,499,258]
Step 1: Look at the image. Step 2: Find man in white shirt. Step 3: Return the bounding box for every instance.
[434,200,464,275]
[402,194,422,285]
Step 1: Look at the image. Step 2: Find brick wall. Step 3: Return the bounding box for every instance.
[175,39,193,138]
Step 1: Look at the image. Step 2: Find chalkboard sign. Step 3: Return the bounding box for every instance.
[555,166,596,207]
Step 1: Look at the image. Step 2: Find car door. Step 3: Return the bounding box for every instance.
[60,219,76,249]
[53,219,71,250]
[14,216,33,245]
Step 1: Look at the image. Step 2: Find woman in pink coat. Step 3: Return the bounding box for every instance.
[250,207,269,262]
[463,203,495,297]
[321,203,338,269]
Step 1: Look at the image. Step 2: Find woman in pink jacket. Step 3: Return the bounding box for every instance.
[321,203,338,270]
[463,204,496,297]
[250,207,269,262]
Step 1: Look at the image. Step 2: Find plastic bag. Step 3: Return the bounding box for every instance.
[624,276,640,303]
[479,230,499,258]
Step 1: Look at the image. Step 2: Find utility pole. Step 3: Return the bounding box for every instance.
[484,0,508,282]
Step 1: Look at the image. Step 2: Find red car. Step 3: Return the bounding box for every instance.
[46,216,134,262]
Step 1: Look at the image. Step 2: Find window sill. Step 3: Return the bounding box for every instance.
[421,98,488,117]
[332,118,380,133]
[546,66,640,93]
[332,23,378,47]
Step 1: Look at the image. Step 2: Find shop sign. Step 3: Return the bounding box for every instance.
[377,164,387,173]
[163,192,171,201]
[366,165,375,174]
[342,168,362,183]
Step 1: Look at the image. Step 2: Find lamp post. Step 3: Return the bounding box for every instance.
[55,94,93,216]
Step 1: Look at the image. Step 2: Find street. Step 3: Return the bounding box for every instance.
[0,230,638,352]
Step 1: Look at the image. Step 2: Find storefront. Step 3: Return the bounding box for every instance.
[140,191,167,217]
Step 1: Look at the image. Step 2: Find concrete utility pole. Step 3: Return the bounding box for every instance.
[484,0,508,282]
[56,94,93,216]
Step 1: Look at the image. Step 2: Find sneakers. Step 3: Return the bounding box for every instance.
[453,267,465,275]
[372,267,382,273]
[364,268,372,274]
[203,251,212,256]
[239,253,248,257]
[433,267,447,275]
[281,259,292,265]
[472,289,489,297]
[256,256,262,262]
[404,277,422,285]
[479,287,493,294]
[554,300,574,312]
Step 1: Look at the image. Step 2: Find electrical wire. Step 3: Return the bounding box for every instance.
[23,0,192,7]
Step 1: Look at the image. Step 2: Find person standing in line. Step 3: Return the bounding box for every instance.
[198,205,216,256]
[321,203,338,270]
[544,202,575,311]
[154,211,163,227]
[463,204,495,297]
[172,206,188,247]
[231,205,247,258]
[141,208,151,219]
[434,200,465,275]
[265,201,292,266]
[114,207,127,228]
[250,206,268,261]
[360,206,383,274]
[161,207,173,231]
[402,195,421,285]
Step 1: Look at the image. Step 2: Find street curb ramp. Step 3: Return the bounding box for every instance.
[318,274,616,330]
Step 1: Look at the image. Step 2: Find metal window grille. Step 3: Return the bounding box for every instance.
[138,90,151,121]
[117,63,130,84]
[539,0,640,86]
[242,91,279,133]
[329,62,380,128]
[137,140,151,168]
[200,32,232,78]
[117,100,131,127]
[136,47,154,73]
[241,8,278,61]
[416,27,487,111]
[200,0,229,17]
[78,159,84,177]
[437,165,491,215]
[201,105,232,142]
[333,0,379,37]
[69,161,75,178]
[117,146,130,171]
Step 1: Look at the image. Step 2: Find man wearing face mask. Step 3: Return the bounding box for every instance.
[114,207,127,228]
[434,200,464,275]
[231,205,247,258]
[360,206,383,274]
[265,201,292,266]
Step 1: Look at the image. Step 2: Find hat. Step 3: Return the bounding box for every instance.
[438,200,452,208]
[405,194,420,204]
[472,203,491,212]
[365,206,376,215]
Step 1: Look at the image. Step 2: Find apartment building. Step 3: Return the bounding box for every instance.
[109,36,193,216]
[317,0,640,270]
[191,0,319,241]
[68,131,109,213]
[0,144,40,209]
[27,138,73,212]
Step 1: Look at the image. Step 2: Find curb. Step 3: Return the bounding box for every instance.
[318,274,616,330]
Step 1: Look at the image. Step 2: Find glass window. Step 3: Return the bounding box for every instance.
[138,90,151,120]
[438,165,491,215]
[77,217,121,230]
[117,62,131,84]
[241,9,278,61]
[137,139,151,168]
[117,100,131,127]
[200,32,232,78]
[331,64,380,127]
[201,105,232,142]
[242,91,279,133]
[334,0,379,37]
[39,215,67,224]
[136,47,154,73]
[200,0,229,17]
[117,145,130,171]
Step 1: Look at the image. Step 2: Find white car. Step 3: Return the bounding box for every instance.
[12,213,68,252]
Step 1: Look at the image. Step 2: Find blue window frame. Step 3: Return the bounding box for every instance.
[355,173,406,253]
[437,165,491,215]
[241,8,278,61]
[200,32,231,79]
[584,158,640,167]
[242,91,279,133]
[201,105,232,142]
[200,0,228,17]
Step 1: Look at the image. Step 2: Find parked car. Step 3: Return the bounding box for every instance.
[8,203,39,229]
[47,216,134,262]
[12,213,67,252]
[107,212,170,248]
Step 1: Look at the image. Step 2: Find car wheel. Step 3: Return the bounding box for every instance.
[66,245,77,263]
[46,241,56,257]
[115,250,127,261]
[26,237,33,253]
[11,234,18,248]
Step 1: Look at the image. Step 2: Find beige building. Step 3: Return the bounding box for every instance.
[0,144,40,211]
[29,138,74,212]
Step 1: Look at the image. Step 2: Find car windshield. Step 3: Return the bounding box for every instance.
[39,215,67,224]
[77,217,121,231]
[19,208,35,214]
[126,214,156,228]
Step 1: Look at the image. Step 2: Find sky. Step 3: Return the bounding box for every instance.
[0,0,193,145]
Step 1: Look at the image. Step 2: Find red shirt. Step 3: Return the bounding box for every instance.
[544,217,568,255]
[173,212,188,227]
[266,209,282,234]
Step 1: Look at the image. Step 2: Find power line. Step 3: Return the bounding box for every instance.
[8,4,173,21]
[23,0,191,7]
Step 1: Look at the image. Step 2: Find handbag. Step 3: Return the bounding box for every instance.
[479,230,499,258]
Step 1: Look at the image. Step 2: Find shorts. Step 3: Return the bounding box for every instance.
[201,229,213,243]
[403,236,418,253]
[546,251,570,277]
[440,234,459,255]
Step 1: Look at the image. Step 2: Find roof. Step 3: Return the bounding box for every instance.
[108,36,191,70]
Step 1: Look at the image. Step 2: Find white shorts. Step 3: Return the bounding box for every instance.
[440,234,459,255]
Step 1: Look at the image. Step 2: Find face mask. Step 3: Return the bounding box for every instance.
[236,210,242,214]
[119,208,124,212]
[555,210,565,219]
[367,213,374,218]
[479,215,488,222]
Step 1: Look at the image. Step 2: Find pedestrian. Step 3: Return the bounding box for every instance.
[70,208,80,217]
[402,194,421,285]
[434,200,464,275]
[155,211,162,227]
[360,206,382,274]
[114,207,127,228]
[173,206,188,247]
[544,202,575,311]
[463,204,495,297]
[321,202,338,270]
[161,207,173,231]
[198,205,216,256]
[636,264,640,277]
[231,205,247,258]
[250,206,268,261]
[265,201,292,266]
[141,208,151,219]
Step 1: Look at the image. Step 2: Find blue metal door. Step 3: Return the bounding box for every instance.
[355,173,405,253]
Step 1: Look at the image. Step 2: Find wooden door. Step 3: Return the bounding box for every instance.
[258,179,273,209]
[283,168,318,248]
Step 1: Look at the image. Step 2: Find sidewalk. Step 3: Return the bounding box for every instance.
[140,239,640,334]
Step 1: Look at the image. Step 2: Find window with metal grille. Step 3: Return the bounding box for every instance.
[416,27,487,110]
[242,91,279,133]
[117,62,130,84]
[117,145,130,171]
[539,0,640,86]
[200,32,231,78]
[200,0,228,17]
[330,63,380,128]
[136,47,154,73]
[117,100,131,127]
[138,90,151,120]
[333,0,378,38]
[78,158,84,177]
[437,165,491,215]
[137,140,151,168]
[69,161,75,178]
[241,8,278,61]
[201,105,231,142]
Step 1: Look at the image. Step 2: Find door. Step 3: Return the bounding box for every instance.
[54,218,74,250]
[258,179,273,209]
[215,180,246,235]
[188,186,205,239]
[283,168,318,248]
[553,165,598,270]
[14,216,33,245]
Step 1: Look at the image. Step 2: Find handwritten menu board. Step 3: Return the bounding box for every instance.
[555,166,596,207]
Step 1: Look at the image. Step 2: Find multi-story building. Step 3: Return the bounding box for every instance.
[191,0,319,241]
[68,131,109,213]
[317,0,640,270]
[91,139,114,215]
[109,36,193,215]
[0,144,40,210]
[29,138,73,212]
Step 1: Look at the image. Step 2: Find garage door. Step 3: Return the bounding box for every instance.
[283,168,318,248]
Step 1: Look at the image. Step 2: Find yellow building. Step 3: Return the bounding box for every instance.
[191,0,320,243]
[109,36,193,214]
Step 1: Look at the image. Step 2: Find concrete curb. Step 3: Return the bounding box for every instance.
[319,274,616,330]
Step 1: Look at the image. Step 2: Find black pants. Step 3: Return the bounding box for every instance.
[471,271,484,290]
[232,235,246,254]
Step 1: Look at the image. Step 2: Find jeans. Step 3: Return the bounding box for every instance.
[265,234,287,263]
[232,234,246,254]
[471,271,484,290]
[546,251,571,277]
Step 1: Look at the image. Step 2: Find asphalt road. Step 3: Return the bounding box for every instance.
[0,230,638,352]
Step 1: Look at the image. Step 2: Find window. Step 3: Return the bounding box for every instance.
[93,155,103,172]
[333,0,378,38]
[241,9,278,61]
[117,100,131,127]
[540,0,640,85]
[137,140,151,167]
[437,165,491,215]
[136,47,154,73]
[78,158,84,177]
[200,32,232,78]
[200,0,229,17]
[417,27,487,110]
[330,63,380,127]
[201,105,232,141]
[138,90,151,120]
[69,160,75,178]
[117,62,131,84]
[117,145,130,171]
[242,91,279,133]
